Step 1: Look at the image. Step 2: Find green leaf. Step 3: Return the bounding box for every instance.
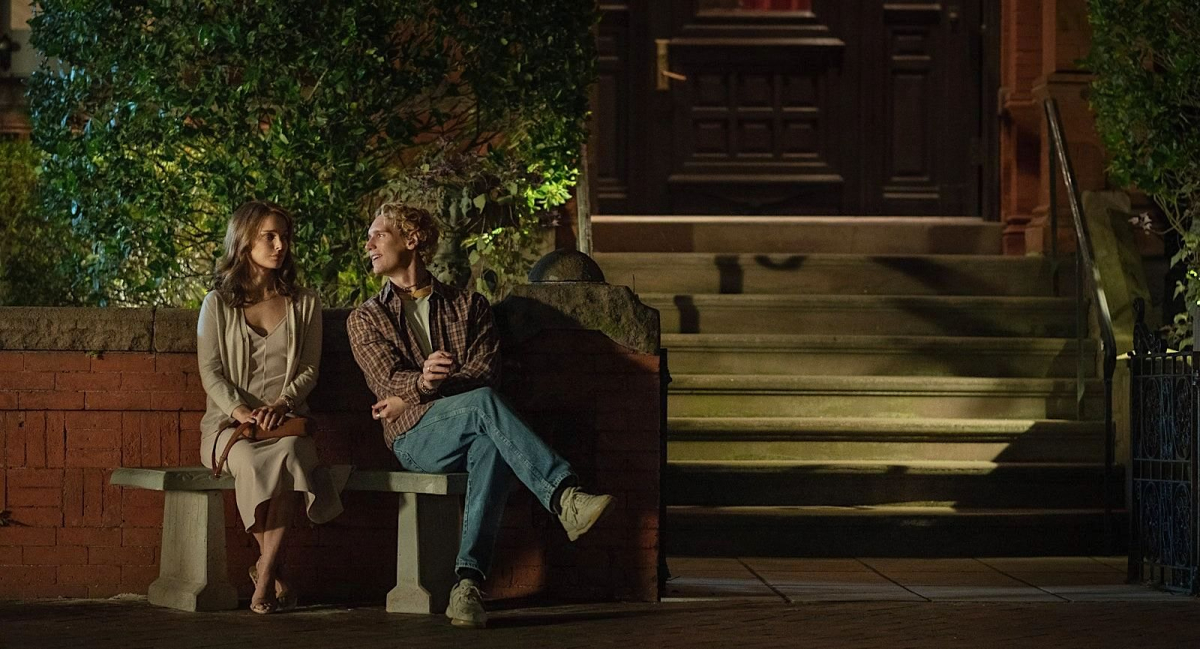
[23,0,596,306]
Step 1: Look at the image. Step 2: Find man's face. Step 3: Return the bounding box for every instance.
[364,216,417,275]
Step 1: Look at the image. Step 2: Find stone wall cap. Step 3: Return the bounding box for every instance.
[528,249,606,283]
[0,291,662,356]
[0,307,154,351]
[495,283,660,354]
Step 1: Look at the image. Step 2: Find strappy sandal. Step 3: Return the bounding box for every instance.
[249,597,278,615]
[250,564,295,611]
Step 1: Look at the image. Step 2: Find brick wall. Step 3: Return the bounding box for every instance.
[999,0,1044,255]
[0,298,662,604]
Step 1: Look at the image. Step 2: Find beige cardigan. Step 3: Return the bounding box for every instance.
[196,288,323,439]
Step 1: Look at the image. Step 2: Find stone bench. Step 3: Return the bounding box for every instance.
[109,466,466,614]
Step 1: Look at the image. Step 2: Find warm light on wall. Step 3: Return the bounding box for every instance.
[2,0,34,76]
[10,1,32,30]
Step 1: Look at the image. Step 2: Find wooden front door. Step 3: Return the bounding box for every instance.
[591,0,995,216]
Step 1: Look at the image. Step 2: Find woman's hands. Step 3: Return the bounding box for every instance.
[230,402,290,430]
[231,405,256,424]
[253,403,290,430]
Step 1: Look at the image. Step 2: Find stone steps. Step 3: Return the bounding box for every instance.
[664,505,1123,557]
[665,460,1118,508]
[643,294,1076,337]
[592,215,1003,254]
[593,215,1108,556]
[662,333,1095,378]
[668,375,1103,420]
[596,252,1054,296]
[667,417,1105,462]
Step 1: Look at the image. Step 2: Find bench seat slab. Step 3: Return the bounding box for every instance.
[111,466,465,614]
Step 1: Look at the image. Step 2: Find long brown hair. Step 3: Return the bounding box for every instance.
[213,200,298,307]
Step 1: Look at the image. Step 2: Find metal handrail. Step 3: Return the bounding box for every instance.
[1042,98,1119,552]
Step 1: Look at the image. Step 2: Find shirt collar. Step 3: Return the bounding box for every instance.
[380,274,445,304]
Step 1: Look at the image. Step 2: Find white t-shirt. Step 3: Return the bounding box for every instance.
[401,295,433,357]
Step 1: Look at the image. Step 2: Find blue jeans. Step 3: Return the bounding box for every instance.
[391,387,574,579]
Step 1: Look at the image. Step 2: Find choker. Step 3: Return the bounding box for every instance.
[394,281,433,300]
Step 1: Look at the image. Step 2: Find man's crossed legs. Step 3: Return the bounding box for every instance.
[390,387,615,628]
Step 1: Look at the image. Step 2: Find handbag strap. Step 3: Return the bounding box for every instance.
[212,420,256,478]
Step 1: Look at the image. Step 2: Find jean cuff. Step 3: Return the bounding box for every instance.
[542,469,576,512]
[455,560,487,581]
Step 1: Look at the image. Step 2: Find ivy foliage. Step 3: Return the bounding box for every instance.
[26,0,596,307]
[1087,0,1200,344]
[0,137,77,306]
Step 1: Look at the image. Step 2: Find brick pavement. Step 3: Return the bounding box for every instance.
[4,596,1200,649]
[4,557,1198,648]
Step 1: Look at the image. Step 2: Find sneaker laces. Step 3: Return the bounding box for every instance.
[457,580,485,603]
[559,486,580,518]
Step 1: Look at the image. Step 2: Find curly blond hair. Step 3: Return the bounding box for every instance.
[375,202,440,264]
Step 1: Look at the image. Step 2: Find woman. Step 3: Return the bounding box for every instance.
[197,200,344,614]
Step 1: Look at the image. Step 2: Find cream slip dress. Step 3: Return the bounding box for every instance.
[200,315,345,530]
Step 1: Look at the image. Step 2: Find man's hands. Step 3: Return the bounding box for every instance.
[230,403,289,430]
[372,396,409,423]
[374,351,457,424]
[420,351,456,393]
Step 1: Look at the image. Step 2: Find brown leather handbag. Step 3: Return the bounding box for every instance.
[211,416,311,477]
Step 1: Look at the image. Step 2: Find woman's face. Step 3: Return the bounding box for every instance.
[249,213,289,271]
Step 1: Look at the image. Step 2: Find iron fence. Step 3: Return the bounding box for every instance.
[1129,299,1195,592]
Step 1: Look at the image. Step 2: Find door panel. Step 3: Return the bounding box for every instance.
[653,2,847,215]
[865,2,978,215]
[665,36,845,214]
[593,3,637,214]
[592,0,991,216]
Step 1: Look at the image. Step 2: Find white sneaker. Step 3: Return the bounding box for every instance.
[445,578,487,629]
[557,486,616,542]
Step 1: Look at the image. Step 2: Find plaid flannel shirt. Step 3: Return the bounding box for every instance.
[346,277,500,448]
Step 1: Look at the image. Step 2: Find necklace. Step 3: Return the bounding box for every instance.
[395,279,428,291]
[391,274,432,300]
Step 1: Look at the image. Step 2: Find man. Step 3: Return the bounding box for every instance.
[347,202,615,629]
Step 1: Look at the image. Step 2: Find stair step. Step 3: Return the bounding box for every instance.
[669,375,1103,419]
[643,294,1075,337]
[593,216,1003,255]
[662,334,1095,378]
[664,505,1125,557]
[665,460,1119,508]
[667,417,1105,462]
[596,252,1054,296]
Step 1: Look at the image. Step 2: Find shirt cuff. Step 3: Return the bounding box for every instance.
[415,374,439,400]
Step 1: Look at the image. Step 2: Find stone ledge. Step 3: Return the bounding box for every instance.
[154,308,197,353]
[495,283,661,354]
[0,285,662,354]
[0,307,154,351]
[0,308,363,353]
[154,308,358,354]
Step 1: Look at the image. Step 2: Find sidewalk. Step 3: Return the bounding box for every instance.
[3,557,1197,649]
[664,556,1177,603]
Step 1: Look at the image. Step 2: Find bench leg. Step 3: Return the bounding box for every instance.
[147,491,238,612]
[387,493,461,614]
